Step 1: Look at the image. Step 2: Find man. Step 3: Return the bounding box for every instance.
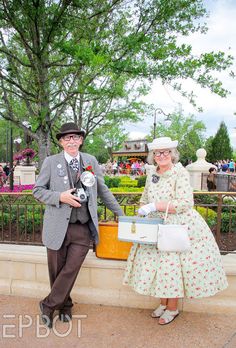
[33,122,123,328]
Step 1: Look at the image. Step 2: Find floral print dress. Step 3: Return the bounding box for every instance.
[123,163,228,298]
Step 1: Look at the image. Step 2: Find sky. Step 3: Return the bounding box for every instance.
[127,0,236,148]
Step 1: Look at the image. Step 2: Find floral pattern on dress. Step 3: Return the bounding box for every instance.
[123,163,228,298]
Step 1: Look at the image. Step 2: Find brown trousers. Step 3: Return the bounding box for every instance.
[42,222,90,312]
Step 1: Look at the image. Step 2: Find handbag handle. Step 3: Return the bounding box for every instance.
[164,201,171,223]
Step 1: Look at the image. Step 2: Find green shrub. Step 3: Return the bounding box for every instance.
[118,176,138,187]
[194,194,218,206]
[18,211,42,233]
[135,175,147,187]
[104,176,121,188]
[195,206,217,228]
[221,212,236,233]
[110,187,143,193]
[0,205,44,234]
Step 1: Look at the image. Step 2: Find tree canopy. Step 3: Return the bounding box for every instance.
[0,0,233,166]
[149,111,206,164]
[206,121,233,162]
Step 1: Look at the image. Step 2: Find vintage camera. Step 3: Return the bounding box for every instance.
[72,188,87,203]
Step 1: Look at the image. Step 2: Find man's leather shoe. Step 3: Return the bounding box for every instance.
[59,308,72,322]
[39,301,53,328]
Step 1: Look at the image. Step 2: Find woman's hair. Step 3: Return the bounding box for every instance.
[147,148,180,167]
[209,167,216,173]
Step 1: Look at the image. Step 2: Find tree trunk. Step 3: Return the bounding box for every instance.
[37,130,51,169]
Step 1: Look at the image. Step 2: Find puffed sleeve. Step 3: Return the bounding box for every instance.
[171,166,194,213]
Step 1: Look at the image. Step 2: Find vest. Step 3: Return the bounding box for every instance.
[68,164,90,224]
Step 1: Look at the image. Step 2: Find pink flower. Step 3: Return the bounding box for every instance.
[21,148,36,159]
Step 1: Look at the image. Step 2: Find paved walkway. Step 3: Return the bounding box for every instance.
[0,295,235,348]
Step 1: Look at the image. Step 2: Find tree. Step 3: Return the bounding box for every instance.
[204,135,214,163]
[210,122,233,162]
[82,121,128,163]
[0,0,233,166]
[150,112,206,164]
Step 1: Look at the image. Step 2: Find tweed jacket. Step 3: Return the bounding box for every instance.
[33,151,123,250]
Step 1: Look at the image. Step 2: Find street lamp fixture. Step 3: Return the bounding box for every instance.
[13,137,22,152]
[22,120,32,146]
[153,108,171,139]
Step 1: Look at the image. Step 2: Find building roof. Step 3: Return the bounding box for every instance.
[112,139,148,157]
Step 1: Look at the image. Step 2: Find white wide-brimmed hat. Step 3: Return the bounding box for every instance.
[148,137,178,151]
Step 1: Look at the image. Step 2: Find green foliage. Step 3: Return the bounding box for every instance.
[221,212,236,233]
[206,122,233,162]
[99,205,138,220]
[104,176,121,188]
[104,175,140,189]
[0,0,234,166]
[118,176,138,187]
[110,187,144,193]
[204,136,215,163]
[0,204,44,234]
[194,206,217,228]
[152,112,206,164]
[135,176,147,187]
[83,122,128,163]
[194,193,218,205]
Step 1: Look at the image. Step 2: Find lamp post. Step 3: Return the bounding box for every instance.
[9,126,13,190]
[9,136,22,191]
[153,108,172,139]
[22,120,32,147]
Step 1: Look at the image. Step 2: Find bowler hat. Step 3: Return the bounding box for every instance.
[56,122,86,140]
[148,137,178,151]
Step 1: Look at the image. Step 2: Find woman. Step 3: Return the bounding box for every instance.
[207,167,216,191]
[0,165,7,187]
[123,137,228,325]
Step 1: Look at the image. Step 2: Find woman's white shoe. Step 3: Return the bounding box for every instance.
[158,309,179,325]
[151,304,166,318]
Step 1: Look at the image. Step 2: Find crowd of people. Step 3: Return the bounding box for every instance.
[213,159,236,173]
[207,159,236,192]
[101,159,146,176]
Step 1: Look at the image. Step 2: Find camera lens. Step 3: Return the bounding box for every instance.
[80,194,85,199]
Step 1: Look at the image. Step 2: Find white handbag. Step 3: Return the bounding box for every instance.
[118,216,163,244]
[157,202,191,252]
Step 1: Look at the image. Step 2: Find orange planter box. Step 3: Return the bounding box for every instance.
[96,221,132,260]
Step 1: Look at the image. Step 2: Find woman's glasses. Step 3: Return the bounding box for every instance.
[62,134,83,142]
[154,150,171,157]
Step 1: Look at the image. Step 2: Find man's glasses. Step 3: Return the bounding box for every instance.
[154,150,171,157]
[62,134,83,142]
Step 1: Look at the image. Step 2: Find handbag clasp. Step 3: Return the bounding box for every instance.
[131,221,136,233]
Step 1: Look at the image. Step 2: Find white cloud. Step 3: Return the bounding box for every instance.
[128,131,147,140]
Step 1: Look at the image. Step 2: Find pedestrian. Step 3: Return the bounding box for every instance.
[33,122,123,328]
[123,137,228,325]
[229,159,235,173]
[207,167,217,191]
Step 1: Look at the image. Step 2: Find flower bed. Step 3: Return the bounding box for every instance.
[0,184,34,192]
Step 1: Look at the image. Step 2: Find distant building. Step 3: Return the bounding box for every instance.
[112,139,148,158]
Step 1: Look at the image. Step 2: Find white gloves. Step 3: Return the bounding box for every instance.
[138,203,157,216]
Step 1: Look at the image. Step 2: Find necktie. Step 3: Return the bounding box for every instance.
[69,158,80,172]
